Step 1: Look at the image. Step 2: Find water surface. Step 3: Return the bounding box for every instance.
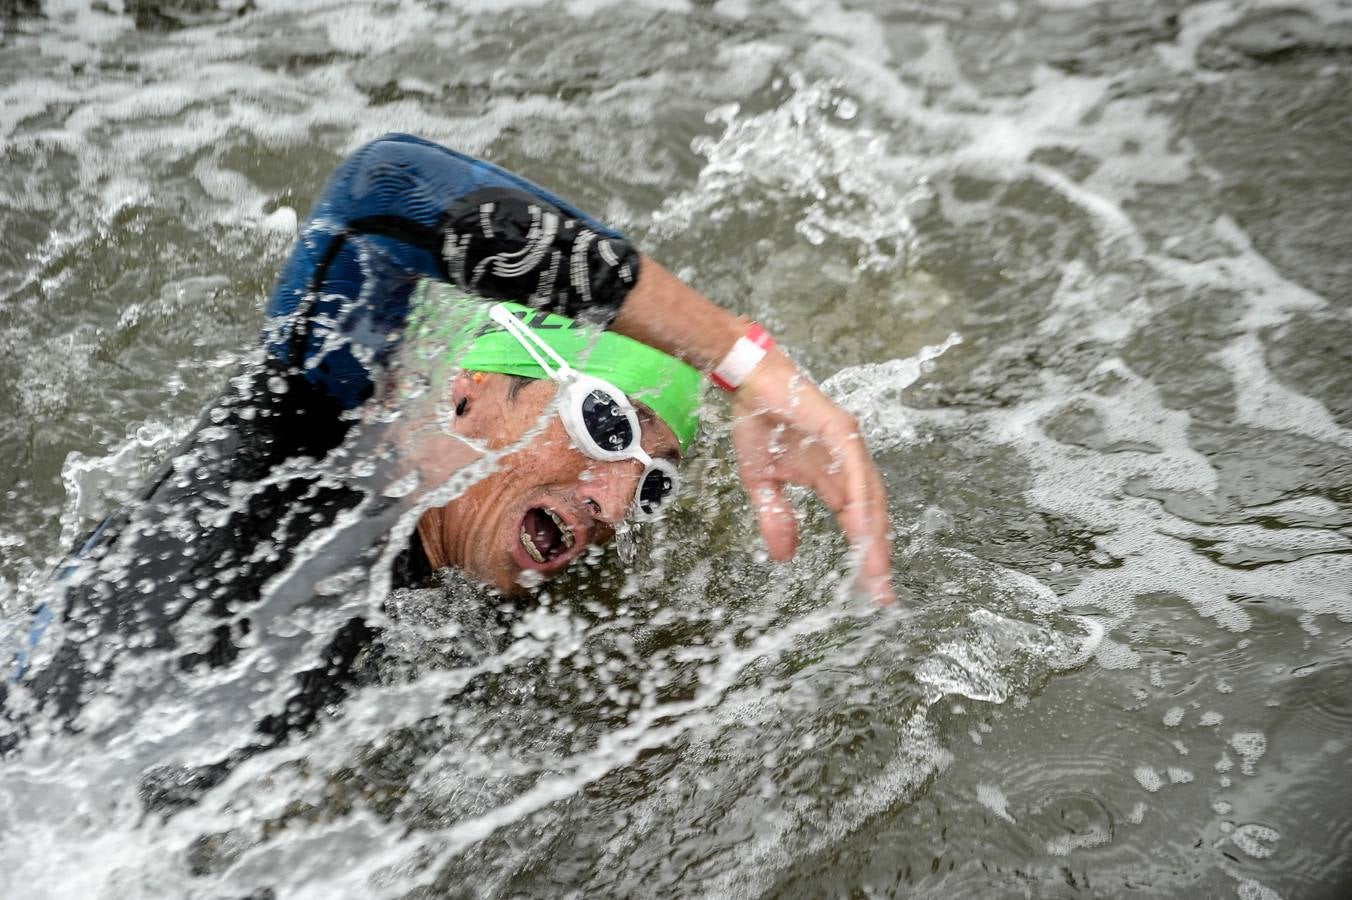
[1,1,1350,897]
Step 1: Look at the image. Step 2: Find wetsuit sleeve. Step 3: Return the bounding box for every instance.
[265,133,642,409]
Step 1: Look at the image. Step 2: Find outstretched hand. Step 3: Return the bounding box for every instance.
[729,349,895,605]
[612,256,894,601]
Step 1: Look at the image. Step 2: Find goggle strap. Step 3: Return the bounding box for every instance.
[488,304,578,381]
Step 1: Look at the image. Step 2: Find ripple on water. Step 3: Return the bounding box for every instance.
[1032,790,1116,857]
[1210,765,1352,900]
[1279,657,1352,740]
[936,675,1213,885]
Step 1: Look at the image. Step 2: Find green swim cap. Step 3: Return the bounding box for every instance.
[406,281,702,452]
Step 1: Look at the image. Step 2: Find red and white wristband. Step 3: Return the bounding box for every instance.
[709,323,775,392]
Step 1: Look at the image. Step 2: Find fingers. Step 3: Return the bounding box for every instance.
[839,499,895,605]
[732,425,799,562]
[749,480,798,562]
[817,415,895,605]
[732,390,895,605]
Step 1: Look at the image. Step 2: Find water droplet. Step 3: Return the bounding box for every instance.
[615,522,638,565]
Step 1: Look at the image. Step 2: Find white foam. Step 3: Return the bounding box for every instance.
[1230,823,1280,859]
[323,3,438,54]
[1134,766,1163,792]
[263,205,298,235]
[1046,826,1111,856]
[973,357,1352,636]
[975,783,1015,822]
[1229,731,1267,775]
[1217,333,1352,449]
[1236,877,1284,900]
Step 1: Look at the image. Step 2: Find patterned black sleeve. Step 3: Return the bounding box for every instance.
[267,134,647,408]
[438,187,642,326]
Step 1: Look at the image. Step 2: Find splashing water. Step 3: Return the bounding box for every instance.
[2,1,1351,898]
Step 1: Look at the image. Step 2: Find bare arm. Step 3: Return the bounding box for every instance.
[615,257,896,605]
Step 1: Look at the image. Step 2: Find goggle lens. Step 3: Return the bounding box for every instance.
[638,466,675,516]
[580,388,635,452]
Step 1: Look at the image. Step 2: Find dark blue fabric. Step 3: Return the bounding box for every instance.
[265,133,632,409]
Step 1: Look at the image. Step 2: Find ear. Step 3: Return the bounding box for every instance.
[448,370,488,425]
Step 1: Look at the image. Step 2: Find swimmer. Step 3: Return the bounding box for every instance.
[254,133,893,602]
[3,133,893,761]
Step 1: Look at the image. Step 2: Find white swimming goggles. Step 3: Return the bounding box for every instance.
[488,304,679,520]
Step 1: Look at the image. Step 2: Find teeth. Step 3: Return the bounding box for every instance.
[546,509,575,548]
[520,527,545,563]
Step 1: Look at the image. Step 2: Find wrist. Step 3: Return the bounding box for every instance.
[710,321,776,393]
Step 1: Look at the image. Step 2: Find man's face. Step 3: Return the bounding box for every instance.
[421,373,681,593]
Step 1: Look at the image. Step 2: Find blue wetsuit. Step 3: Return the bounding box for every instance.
[2,135,642,764]
[267,132,638,408]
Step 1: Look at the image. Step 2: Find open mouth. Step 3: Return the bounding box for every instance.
[518,506,576,567]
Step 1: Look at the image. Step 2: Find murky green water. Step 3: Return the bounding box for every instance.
[1,1,1350,897]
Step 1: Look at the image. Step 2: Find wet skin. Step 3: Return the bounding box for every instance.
[416,370,680,593]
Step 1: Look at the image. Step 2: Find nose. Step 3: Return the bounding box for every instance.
[580,459,642,524]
